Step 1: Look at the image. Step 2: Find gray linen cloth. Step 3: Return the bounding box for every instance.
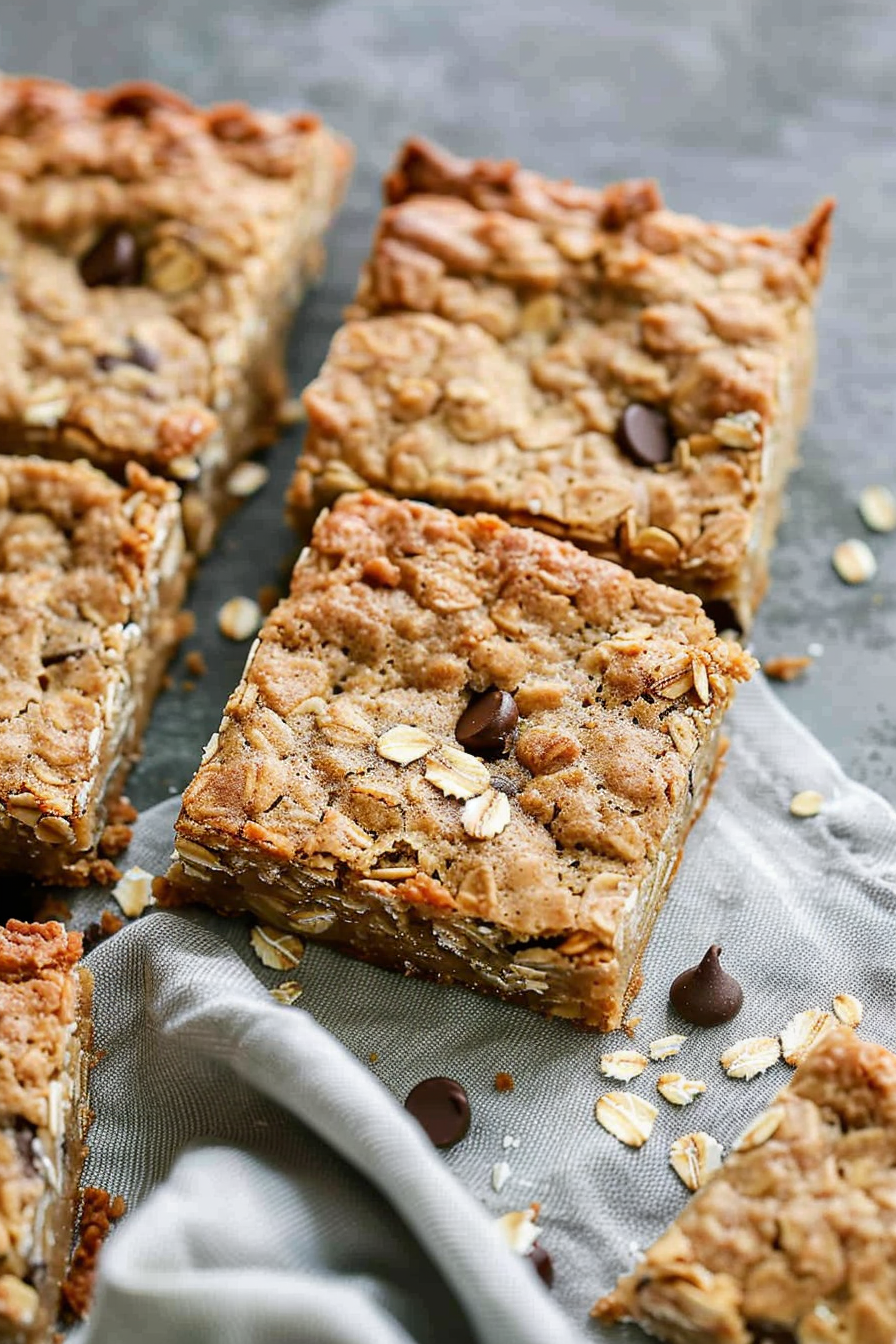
[71,675,896,1344]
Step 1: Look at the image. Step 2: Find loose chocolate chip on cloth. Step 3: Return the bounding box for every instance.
[69,677,896,1344]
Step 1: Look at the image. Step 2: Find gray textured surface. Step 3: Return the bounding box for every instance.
[1,0,893,802]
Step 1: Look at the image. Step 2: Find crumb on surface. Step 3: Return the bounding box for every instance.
[622,1016,642,1039]
[495,1071,515,1093]
[175,610,197,640]
[98,821,133,857]
[185,649,207,678]
[763,654,812,682]
[369,1052,379,1064]
[83,910,125,953]
[61,1188,127,1320]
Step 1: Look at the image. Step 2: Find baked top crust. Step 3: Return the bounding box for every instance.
[296,138,832,589]
[595,1027,896,1344]
[0,455,181,831]
[0,75,351,474]
[176,491,753,940]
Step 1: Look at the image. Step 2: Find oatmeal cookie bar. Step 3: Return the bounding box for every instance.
[0,76,351,553]
[595,1027,896,1343]
[0,920,92,1343]
[291,139,832,630]
[157,491,754,1029]
[0,456,187,884]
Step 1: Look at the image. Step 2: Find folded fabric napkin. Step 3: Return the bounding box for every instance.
[71,675,896,1344]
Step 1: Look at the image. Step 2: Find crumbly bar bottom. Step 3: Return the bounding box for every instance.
[0,964,92,1344]
[157,722,723,1031]
[0,520,189,886]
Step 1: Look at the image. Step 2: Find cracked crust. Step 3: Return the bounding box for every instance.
[0,920,92,1343]
[0,75,352,549]
[0,455,187,882]
[291,138,832,627]
[159,491,753,1026]
[594,1028,896,1344]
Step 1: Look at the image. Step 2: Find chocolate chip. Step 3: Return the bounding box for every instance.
[96,338,159,375]
[528,1243,554,1289]
[616,403,674,467]
[404,1077,470,1149]
[79,226,141,288]
[702,600,743,637]
[127,337,159,371]
[456,689,519,757]
[669,945,743,1027]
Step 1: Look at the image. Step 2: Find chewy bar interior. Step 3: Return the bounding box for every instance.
[595,1027,896,1343]
[0,76,352,553]
[158,491,754,1029]
[0,920,92,1343]
[0,456,187,885]
[291,138,833,631]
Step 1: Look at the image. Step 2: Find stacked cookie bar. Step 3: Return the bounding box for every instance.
[0,76,351,553]
[0,76,351,887]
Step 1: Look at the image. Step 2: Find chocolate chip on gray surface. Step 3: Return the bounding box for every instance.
[669,945,744,1026]
[455,689,519,757]
[79,225,141,288]
[528,1243,554,1289]
[404,1077,470,1149]
[616,403,674,467]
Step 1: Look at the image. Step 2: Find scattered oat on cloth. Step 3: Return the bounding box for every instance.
[72,677,896,1344]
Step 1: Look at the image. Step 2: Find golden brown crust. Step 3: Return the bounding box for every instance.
[171,491,754,943]
[594,1028,896,1344]
[61,1187,126,1322]
[292,138,832,622]
[0,74,351,482]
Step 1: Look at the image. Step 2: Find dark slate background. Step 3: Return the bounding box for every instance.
[1,0,893,802]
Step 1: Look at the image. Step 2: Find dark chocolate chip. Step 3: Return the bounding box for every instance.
[456,689,519,757]
[96,338,159,375]
[702,600,743,637]
[669,945,743,1027]
[404,1077,470,1149]
[616,403,674,467]
[127,337,159,371]
[79,225,142,288]
[528,1243,554,1288]
[489,775,519,798]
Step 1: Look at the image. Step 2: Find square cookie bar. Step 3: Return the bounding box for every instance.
[158,491,753,1029]
[291,139,832,630]
[0,456,187,884]
[0,920,92,1342]
[595,1027,896,1343]
[0,76,351,553]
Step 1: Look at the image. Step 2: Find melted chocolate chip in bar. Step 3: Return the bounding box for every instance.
[79,225,142,288]
[405,1077,470,1149]
[456,689,519,757]
[616,404,674,468]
